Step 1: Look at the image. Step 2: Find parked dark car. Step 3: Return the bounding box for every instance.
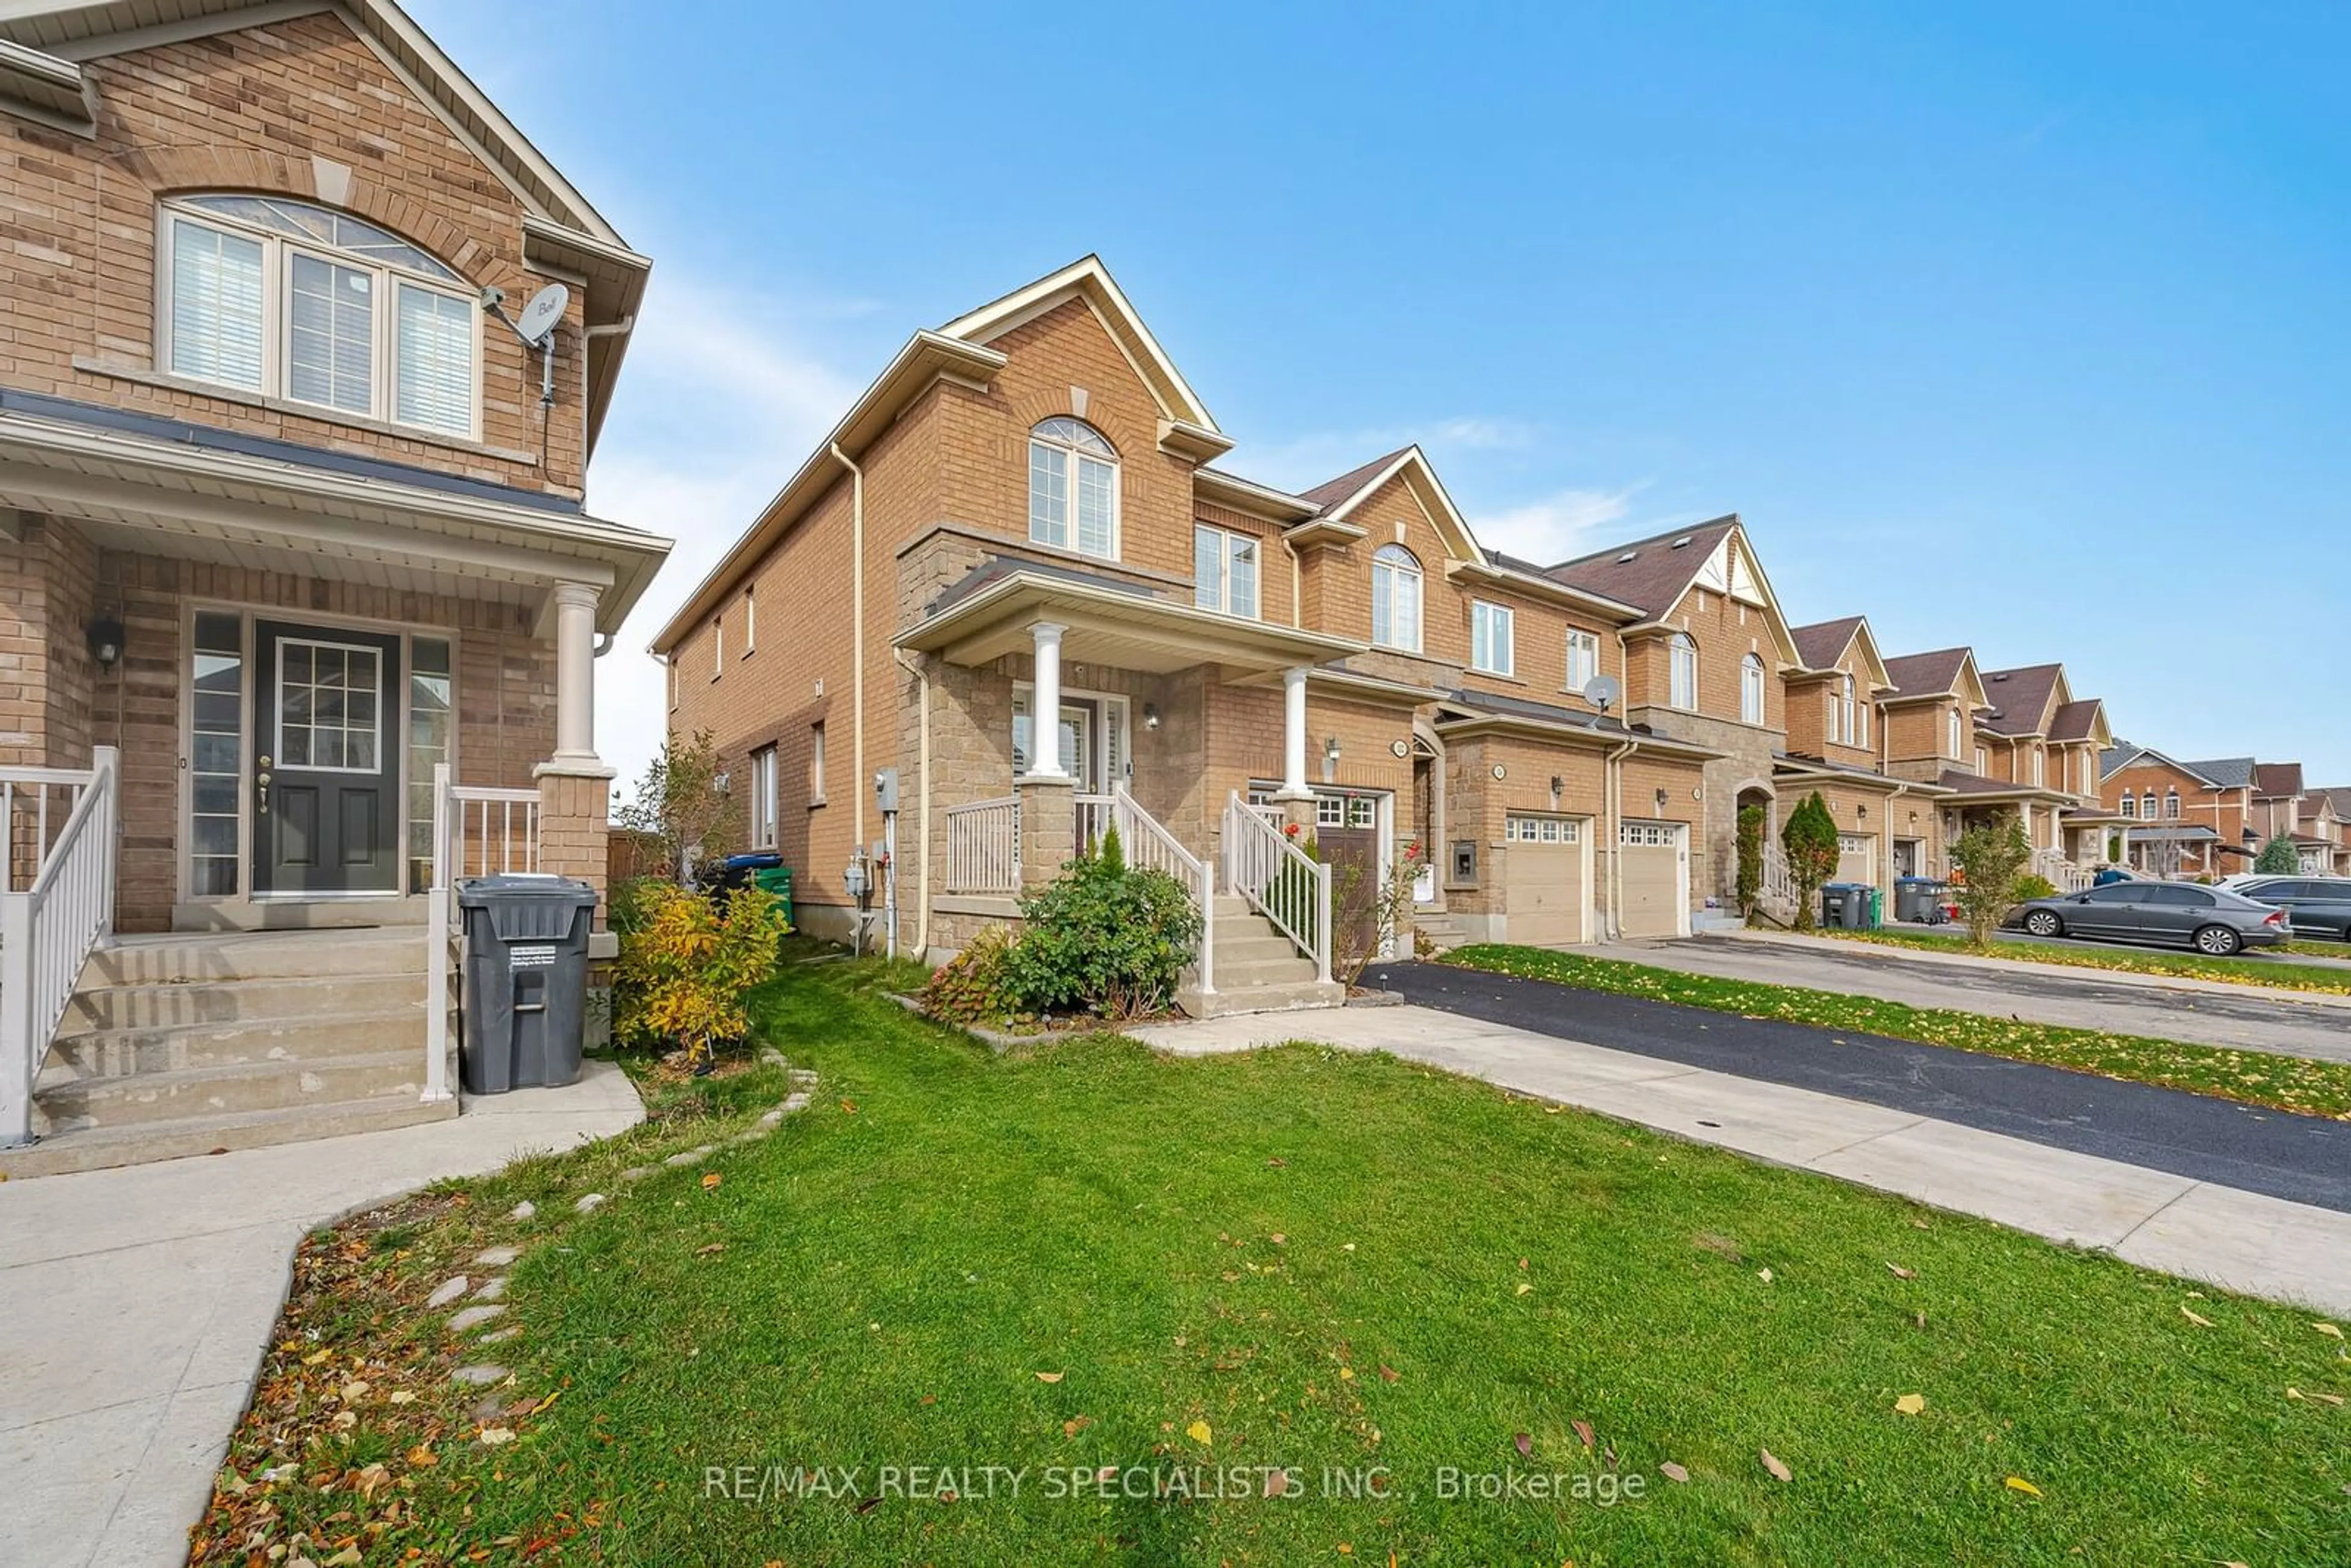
[2235,877,2351,942]
[2004,881,2288,956]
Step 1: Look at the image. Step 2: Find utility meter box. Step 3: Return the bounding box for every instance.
[842,852,871,901]
[873,767,900,815]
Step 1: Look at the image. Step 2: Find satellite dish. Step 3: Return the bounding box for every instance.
[514,283,569,346]
[1583,674,1622,713]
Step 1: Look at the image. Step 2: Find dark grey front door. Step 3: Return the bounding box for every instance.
[253,620,402,896]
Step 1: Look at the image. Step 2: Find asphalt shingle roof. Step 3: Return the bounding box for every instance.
[1978,664,2063,736]
[2254,762,2306,798]
[2183,757,2259,790]
[1789,617,1863,672]
[1298,448,1411,513]
[1881,648,1971,700]
[2047,699,2102,742]
[1545,517,1741,618]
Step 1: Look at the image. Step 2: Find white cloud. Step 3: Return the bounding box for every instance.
[1471,482,1650,566]
[589,272,862,793]
[1234,416,1534,492]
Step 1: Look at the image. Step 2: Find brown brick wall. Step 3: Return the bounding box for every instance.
[2,12,589,497]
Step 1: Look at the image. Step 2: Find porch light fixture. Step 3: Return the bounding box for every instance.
[1549,775,1563,798]
[85,615,124,672]
[1857,803,1868,821]
[1143,702,1160,731]
[1655,787,1669,812]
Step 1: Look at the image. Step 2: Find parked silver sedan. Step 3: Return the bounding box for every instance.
[2003,881,2289,956]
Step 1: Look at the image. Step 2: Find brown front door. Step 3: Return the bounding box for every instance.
[1317,792,1382,963]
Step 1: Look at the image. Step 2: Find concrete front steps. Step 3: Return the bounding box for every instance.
[0,927,455,1179]
[1180,896,1345,1018]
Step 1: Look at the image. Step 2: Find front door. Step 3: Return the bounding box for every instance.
[1316,792,1382,962]
[253,620,402,895]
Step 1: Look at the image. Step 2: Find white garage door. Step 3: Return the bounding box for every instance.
[1502,814,1588,947]
[1620,820,1688,939]
[1837,832,1878,888]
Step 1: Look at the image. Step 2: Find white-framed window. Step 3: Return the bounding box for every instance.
[2031,749,2044,786]
[1505,814,1581,844]
[1470,601,1515,676]
[1316,795,1345,828]
[2120,793,2137,819]
[1835,674,1858,746]
[1838,833,1872,854]
[1741,653,1766,725]
[2141,789,2156,818]
[160,195,479,438]
[1620,820,1676,846]
[1028,417,1118,558]
[711,614,723,678]
[2164,790,2180,819]
[1371,544,1422,653]
[1859,696,1870,749]
[1974,746,1988,775]
[749,745,778,849]
[1947,708,1962,757]
[1193,524,1260,618]
[809,721,827,804]
[1668,633,1698,711]
[1565,629,1600,696]
[743,587,756,655]
[274,637,381,772]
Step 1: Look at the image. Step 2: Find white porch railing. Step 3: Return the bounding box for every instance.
[1221,792,1331,985]
[944,796,1021,895]
[2033,850,2090,895]
[1081,791,1217,996]
[1758,841,1800,921]
[424,765,543,1104]
[1,749,119,1149]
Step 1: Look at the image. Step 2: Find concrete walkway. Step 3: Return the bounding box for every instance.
[0,1063,643,1568]
[1126,1007,2351,1320]
[1588,930,2351,1063]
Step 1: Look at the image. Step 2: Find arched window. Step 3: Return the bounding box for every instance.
[1371,544,1422,653]
[1028,418,1118,558]
[1739,653,1765,725]
[2164,789,2181,820]
[1947,707,1963,758]
[2121,793,2137,819]
[1835,673,1858,745]
[160,194,476,436]
[1668,633,1698,711]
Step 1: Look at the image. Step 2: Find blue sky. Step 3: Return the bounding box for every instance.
[408,1,2351,788]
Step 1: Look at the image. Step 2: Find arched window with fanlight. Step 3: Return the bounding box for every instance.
[1371,544,1422,653]
[1739,653,1765,725]
[1668,632,1698,711]
[1027,417,1119,558]
[159,194,478,438]
[1836,673,1858,745]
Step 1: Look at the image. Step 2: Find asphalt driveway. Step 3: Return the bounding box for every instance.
[1580,936,2351,1063]
[1363,959,2351,1214]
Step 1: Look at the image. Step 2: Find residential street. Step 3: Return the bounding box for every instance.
[1361,959,2351,1214]
[1580,934,2351,1062]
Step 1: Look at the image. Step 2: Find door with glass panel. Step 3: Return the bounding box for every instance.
[252,620,402,895]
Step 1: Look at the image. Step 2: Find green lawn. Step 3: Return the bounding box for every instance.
[1445,945,2351,1122]
[197,951,2351,1566]
[1813,925,2351,993]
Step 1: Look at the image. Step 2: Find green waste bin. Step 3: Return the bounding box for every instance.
[1864,887,1883,930]
[751,865,793,928]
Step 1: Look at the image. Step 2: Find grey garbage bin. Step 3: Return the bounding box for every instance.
[457,873,598,1093]
[1895,877,1949,924]
[1820,884,1853,928]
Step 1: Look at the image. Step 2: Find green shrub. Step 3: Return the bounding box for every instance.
[920,925,1017,1026]
[1781,792,1839,930]
[1735,803,1766,918]
[998,841,1201,1019]
[613,880,790,1064]
[1951,814,2031,949]
[2013,873,2058,902]
[2256,834,2300,876]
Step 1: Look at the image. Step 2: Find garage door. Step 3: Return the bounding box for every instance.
[1620,820,1687,939]
[1837,832,1878,888]
[1502,814,1588,947]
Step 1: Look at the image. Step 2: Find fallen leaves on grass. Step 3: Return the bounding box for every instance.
[1063,1416,1091,1436]
[700,1172,722,1191]
[2004,1476,2043,1498]
[1761,1448,1791,1482]
[1513,1432,1532,1457]
[1887,1262,1918,1280]
[1379,1364,1399,1382]
[1572,1419,1595,1451]
[2315,1322,2345,1340]
[1660,1461,1690,1483]
[1894,1393,1926,1416]
[1033,1371,1063,1384]
[1186,1420,1213,1446]
[2181,1305,2214,1327]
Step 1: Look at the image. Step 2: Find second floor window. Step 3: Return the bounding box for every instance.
[749,745,778,849]
[2164,790,2180,819]
[1947,707,1962,757]
[1741,654,1765,725]
[1371,544,1422,653]
[2031,749,2044,786]
[1668,633,1698,711]
[1470,601,1514,676]
[1193,525,1259,618]
[1834,674,1858,745]
[162,195,477,438]
[1029,418,1117,558]
[1565,629,1600,696]
[1975,746,1988,775]
[2121,793,2137,819]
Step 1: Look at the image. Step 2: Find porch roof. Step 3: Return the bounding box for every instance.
[1432,688,1722,760]
[1774,752,1954,795]
[898,561,1363,674]
[0,391,670,633]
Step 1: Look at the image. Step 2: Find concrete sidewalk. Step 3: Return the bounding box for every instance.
[0,1063,643,1568]
[1126,1007,2351,1319]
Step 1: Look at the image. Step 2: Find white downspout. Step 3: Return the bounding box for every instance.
[828,443,867,879]
[1278,531,1304,628]
[1604,737,1636,941]
[894,647,932,960]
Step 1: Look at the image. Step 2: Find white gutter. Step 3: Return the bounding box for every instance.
[829,443,868,866]
[1604,735,1637,941]
[893,647,932,959]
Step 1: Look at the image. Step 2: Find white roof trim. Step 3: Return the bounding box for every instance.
[938,255,1218,435]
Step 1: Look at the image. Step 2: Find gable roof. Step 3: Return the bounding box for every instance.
[2183,756,2259,790]
[0,0,651,454]
[1977,664,2067,737]
[1299,448,1412,513]
[1789,616,1862,672]
[2254,762,2305,798]
[2101,741,2225,787]
[1547,517,1741,618]
[2047,697,2105,743]
[939,255,1221,444]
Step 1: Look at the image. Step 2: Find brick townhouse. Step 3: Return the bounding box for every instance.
[0,0,669,1171]
[2098,744,2259,877]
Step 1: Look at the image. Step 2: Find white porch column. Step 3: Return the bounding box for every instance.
[1025,622,1067,778]
[1275,666,1311,800]
[549,580,603,771]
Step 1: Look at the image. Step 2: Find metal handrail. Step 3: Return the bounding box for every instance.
[1092,790,1215,996]
[424,767,545,1105]
[945,795,1021,895]
[1,749,117,1148]
[1220,792,1330,984]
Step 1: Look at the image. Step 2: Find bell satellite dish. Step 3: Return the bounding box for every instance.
[515,283,569,347]
[1583,673,1622,713]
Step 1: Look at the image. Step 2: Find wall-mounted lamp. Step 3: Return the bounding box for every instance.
[1142,702,1160,731]
[1909,810,1919,827]
[1654,787,1670,812]
[85,615,124,673]
[1324,737,1341,764]
[1856,803,1868,821]
[713,771,731,795]
[1549,775,1564,799]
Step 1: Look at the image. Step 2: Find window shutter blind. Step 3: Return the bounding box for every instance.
[170,219,265,390]
[290,253,374,413]
[396,285,474,435]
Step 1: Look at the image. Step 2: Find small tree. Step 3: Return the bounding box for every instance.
[1330,840,1428,988]
[2255,833,2300,876]
[1950,813,2031,950]
[1780,792,1839,930]
[1734,803,1766,920]
[613,729,738,882]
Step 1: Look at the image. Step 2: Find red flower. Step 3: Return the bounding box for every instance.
[1283,822,1301,838]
